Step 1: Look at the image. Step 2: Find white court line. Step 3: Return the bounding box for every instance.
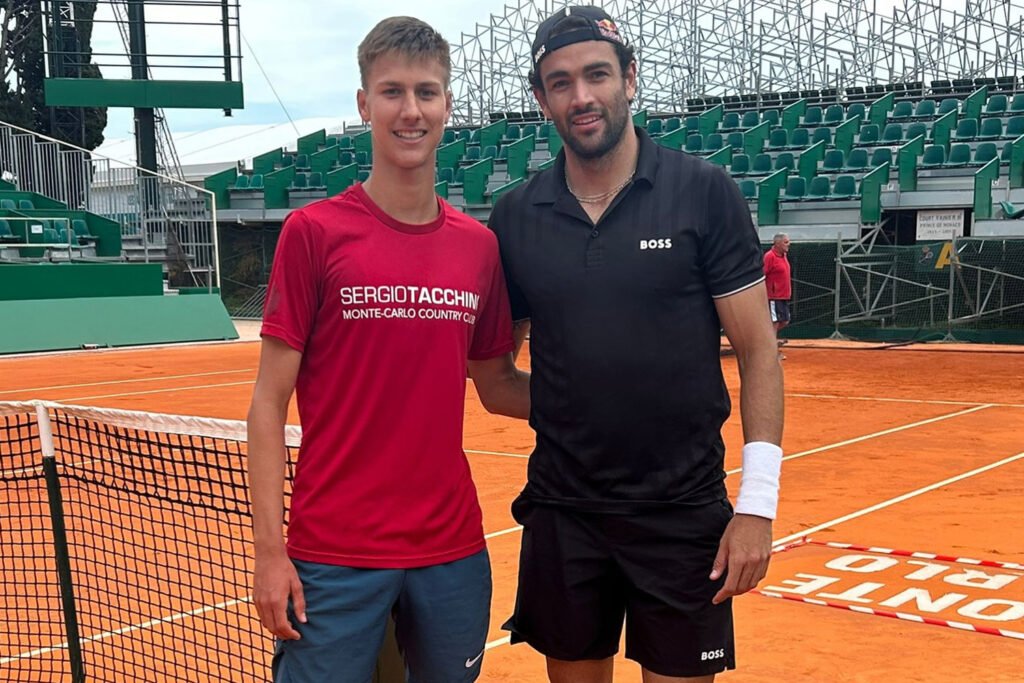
[772,450,1024,547]
[466,449,530,459]
[0,597,251,665]
[0,369,256,397]
[787,392,1024,409]
[60,381,256,403]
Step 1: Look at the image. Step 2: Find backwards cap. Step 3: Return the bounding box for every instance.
[531,6,626,70]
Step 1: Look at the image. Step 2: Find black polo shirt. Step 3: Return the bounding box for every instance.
[489,127,764,511]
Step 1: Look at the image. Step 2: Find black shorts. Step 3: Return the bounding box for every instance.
[503,497,736,677]
[769,300,791,323]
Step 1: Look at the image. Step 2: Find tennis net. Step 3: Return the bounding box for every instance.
[0,400,300,682]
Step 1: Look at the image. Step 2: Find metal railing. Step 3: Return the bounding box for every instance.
[0,119,220,289]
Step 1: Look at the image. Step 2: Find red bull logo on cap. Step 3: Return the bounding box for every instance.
[596,19,622,42]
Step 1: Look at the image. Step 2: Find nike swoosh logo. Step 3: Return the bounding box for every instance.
[464,651,484,668]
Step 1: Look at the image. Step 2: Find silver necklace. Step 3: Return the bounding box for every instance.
[565,167,636,204]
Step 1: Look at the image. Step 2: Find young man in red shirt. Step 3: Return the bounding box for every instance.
[764,233,793,352]
[246,17,529,683]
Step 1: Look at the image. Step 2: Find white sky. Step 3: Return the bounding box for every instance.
[97,1,514,140]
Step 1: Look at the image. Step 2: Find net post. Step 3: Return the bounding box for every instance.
[830,231,845,340]
[36,403,86,683]
[945,232,957,341]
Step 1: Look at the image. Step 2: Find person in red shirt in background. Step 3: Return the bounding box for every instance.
[764,233,792,359]
[246,16,529,683]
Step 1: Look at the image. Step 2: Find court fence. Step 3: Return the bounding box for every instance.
[784,230,1024,344]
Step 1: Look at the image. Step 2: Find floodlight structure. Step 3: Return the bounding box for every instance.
[450,0,1024,124]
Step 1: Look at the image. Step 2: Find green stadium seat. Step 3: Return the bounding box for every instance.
[291,172,308,189]
[280,155,295,168]
[970,143,998,167]
[788,128,810,149]
[647,119,664,135]
[978,118,1003,139]
[843,148,869,171]
[803,106,822,126]
[945,143,971,167]
[774,152,795,171]
[751,153,773,175]
[308,172,324,188]
[858,124,880,145]
[42,227,60,243]
[999,200,1024,219]
[807,175,831,199]
[739,179,757,199]
[356,151,370,166]
[938,98,960,116]
[703,133,723,153]
[295,154,310,170]
[0,218,13,239]
[870,147,893,168]
[454,167,466,185]
[324,137,339,148]
[441,130,455,145]
[18,199,33,210]
[740,111,760,128]
[482,145,497,160]
[470,129,482,143]
[72,219,91,239]
[768,128,788,150]
[437,167,454,184]
[985,94,1008,115]
[339,136,353,149]
[56,227,72,244]
[232,174,250,190]
[0,198,16,210]
[953,118,978,141]
[720,112,740,130]
[831,175,858,199]
[882,123,903,143]
[730,154,750,175]
[684,116,700,132]
[249,174,264,190]
[912,99,936,119]
[891,101,914,119]
[685,134,703,153]
[506,125,521,140]
[906,122,928,141]
[1001,142,1015,164]
[497,146,509,160]
[1005,116,1024,139]
[458,129,472,142]
[357,170,370,182]
[665,117,682,132]
[846,103,866,121]
[783,176,806,200]
[824,105,845,125]
[921,145,946,167]
[761,110,780,127]
[340,151,354,165]
[1010,94,1024,113]
[822,149,845,172]
[811,127,832,146]
[726,132,744,149]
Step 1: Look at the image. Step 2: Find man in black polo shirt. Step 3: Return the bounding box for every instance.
[491,6,784,682]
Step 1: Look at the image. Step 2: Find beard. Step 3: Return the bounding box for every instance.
[557,88,632,161]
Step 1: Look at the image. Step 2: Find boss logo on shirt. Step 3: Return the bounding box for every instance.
[639,238,673,250]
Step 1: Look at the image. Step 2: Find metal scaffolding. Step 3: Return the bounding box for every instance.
[450,0,1024,125]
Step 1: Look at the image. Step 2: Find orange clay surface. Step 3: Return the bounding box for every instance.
[1,339,1023,682]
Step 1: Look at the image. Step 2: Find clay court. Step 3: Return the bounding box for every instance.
[1,337,1023,681]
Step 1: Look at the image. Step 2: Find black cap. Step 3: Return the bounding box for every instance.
[531,6,626,71]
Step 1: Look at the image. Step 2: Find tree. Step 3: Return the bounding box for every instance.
[0,1,106,150]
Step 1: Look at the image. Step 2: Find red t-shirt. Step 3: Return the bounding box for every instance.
[261,184,514,568]
[763,248,792,300]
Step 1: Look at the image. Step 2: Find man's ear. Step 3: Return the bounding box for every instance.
[357,88,370,124]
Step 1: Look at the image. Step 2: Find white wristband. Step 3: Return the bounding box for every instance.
[735,441,782,520]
